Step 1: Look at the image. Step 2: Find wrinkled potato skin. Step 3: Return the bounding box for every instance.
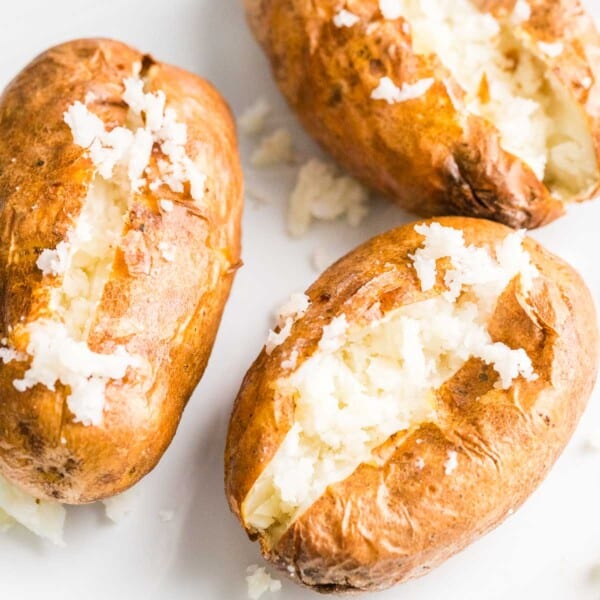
[0,39,243,503]
[244,0,600,228]
[225,217,598,593]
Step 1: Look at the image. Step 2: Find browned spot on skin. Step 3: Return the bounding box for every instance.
[369,59,386,77]
[97,472,119,485]
[437,359,497,413]
[328,86,343,107]
[18,422,45,457]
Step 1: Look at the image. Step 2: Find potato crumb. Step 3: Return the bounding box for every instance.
[0,473,65,544]
[266,294,311,355]
[333,9,360,28]
[511,0,531,23]
[281,350,299,371]
[379,0,403,19]
[36,241,71,277]
[160,199,174,212]
[251,128,294,167]
[288,159,369,237]
[103,487,140,523]
[415,458,425,470]
[318,315,349,352]
[371,76,435,104]
[158,241,176,263]
[537,41,563,58]
[159,509,175,522]
[444,451,458,475]
[239,98,271,136]
[246,565,282,599]
[587,429,600,451]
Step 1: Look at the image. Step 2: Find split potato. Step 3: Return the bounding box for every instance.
[244,0,600,228]
[226,217,598,592]
[0,39,243,504]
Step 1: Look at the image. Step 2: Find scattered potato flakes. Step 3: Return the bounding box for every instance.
[64,75,206,202]
[103,487,140,523]
[246,565,282,600]
[251,128,294,167]
[415,458,425,470]
[0,473,66,544]
[333,9,360,28]
[11,320,138,427]
[239,98,272,136]
[371,76,435,104]
[288,159,369,237]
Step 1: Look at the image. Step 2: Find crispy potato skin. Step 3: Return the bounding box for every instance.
[244,0,600,228]
[0,39,243,503]
[225,217,599,592]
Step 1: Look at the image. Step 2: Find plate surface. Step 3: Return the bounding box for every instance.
[1,1,600,598]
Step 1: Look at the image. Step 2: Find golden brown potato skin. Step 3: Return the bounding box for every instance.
[225,217,599,592]
[244,0,600,228]
[0,39,243,503]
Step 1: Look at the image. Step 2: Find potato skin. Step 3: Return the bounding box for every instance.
[225,217,599,592]
[0,39,243,503]
[244,0,600,228]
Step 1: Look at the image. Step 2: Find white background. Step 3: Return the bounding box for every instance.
[1,1,600,598]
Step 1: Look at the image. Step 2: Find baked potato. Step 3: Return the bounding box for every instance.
[244,0,600,228]
[0,38,243,504]
[225,216,598,593]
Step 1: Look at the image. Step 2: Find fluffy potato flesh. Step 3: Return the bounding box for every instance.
[47,177,127,340]
[244,222,539,544]
[400,0,598,198]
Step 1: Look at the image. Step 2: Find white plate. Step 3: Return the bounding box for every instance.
[1,1,600,598]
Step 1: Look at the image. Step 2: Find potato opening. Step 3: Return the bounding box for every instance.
[48,177,128,340]
[399,0,599,199]
[243,225,539,544]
